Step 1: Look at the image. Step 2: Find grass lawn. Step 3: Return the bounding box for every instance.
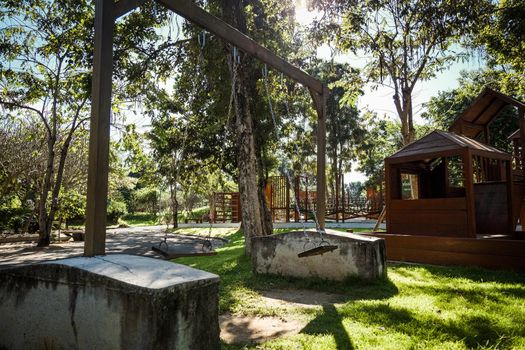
[175,229,525,350]
[120,212,159,226]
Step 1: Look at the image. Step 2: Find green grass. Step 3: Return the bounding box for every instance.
[121,212,159,226]
[174,229,525,350]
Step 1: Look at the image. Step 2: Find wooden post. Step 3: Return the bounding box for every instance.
[384,160,391,233]
[304,176,308,223]
[516,108,525,172]
[84,0,115,257]
[314,86,327,230]
[285,176,290,223]
[463,149,477,238]
[294,176,299,222]
[341,173,345,223]
[505,159,515,236]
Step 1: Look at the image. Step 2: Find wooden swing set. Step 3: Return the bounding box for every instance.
[84,0,329,256]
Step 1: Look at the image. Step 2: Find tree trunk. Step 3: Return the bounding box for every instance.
[46,139,71,237]
[223,0,268,256]
[170,182,178,229]
[393,89,416,146]
[257,153,273,236]
[235,79,264,256]
[37,137,55,247]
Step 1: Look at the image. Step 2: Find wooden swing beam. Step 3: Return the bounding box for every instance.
[84,0,328,256]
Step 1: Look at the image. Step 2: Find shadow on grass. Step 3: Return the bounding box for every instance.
[301,304,354,350]
[393,262,525,285]
[177,229,399,318]
[341,302,519,349]
[178,230,525,349]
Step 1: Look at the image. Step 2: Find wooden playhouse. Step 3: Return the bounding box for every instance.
[385,130,515,238]
[368,88,525,270]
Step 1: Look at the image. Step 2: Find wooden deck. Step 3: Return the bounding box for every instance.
[362,233,525,271]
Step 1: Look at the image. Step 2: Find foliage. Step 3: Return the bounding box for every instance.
[0,116,45,208]
[0,0,94,243]
[0,0,169,242]
[347,181,365,198]
[56,189,85,227]
[306,61,365,195]
[176,229,525,350]
[106,198,128,224]
[0,207,32,234]
[310,0,491,145]
[121,212,159,227]
[133,186,160,215]
[422,69,519,152]
[470,0,525,97]
[356,113,401,188]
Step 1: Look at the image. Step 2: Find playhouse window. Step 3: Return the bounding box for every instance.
[447,156,464,188]
[400,173,419,200]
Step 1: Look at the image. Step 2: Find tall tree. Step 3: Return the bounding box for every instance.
[221,0,273,253]
[312,62,364,197]
[0,0,164,245]
[470,0,525,97]
[311,0,490,145]
[422,69,519,151]
[156,0,304,253]
[0,1,93,245]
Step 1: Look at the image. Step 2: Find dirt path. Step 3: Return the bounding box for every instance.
[0,226,226,269]
[220,289,347,344]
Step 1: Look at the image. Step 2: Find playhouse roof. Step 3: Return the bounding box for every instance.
[387,130,509,163]
[449,88,525,139]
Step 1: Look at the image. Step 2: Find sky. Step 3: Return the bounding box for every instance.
[293,1,485,183]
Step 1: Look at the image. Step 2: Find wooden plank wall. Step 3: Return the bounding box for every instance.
[389,198,469,236]
[474,182,510,235]
[363,233,525,271]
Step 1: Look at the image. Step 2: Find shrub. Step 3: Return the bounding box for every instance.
[0,208,32,234]
[107,199,128,224]
[56,190,86,228]
[133,187,159,215]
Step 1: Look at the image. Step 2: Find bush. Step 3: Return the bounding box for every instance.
[133,187,159,215]
[57,190,86,228]
[107,199,128,224]
[0,208,32,234]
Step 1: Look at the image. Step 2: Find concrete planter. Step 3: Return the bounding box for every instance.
[0,254,220,350]
[251,229,386,281]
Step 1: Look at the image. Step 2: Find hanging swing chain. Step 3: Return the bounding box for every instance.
[207,44,240,241]
[176,31,204,219]
[276,74,309,239]
[218,45,240,183]
[262,65,324,238]
[160,31,206,247]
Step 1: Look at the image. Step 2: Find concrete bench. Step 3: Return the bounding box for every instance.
[0,254,219,349]
[251,229,386,281]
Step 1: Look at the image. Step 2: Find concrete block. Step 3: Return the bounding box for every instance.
[0,254,220,350]
[251,229,386,281]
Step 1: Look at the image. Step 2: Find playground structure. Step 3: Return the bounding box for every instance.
[212,192,241,223]
[210,175,383,224]
[370,88,525,270]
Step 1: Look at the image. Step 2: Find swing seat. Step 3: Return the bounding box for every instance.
[152,244,217,259]
[297,244,338,258]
